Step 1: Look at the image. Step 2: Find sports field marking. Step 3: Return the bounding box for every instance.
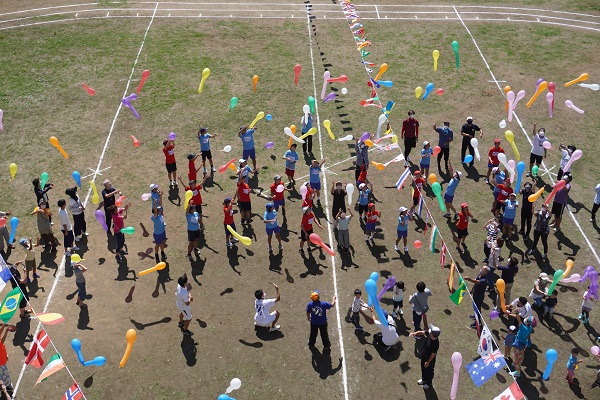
[11,2,160,397]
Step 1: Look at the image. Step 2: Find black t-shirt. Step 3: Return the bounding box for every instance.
[520,188,534,213]
[461,123,480,139]
[498,264,519,284]
[421,331,440,364]
[472,274,488,302]
[9,268,28,302]
[102,187,117,208]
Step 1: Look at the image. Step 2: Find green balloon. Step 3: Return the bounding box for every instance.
[532,165,539,177]
[547,269,564,296]
[229,97,238,112]
[121,226,135,235]
[40,172,49,188]
[431,182,447,212]
[451,40,460,68]
[308,96,316,115]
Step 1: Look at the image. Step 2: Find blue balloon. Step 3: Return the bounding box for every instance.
[514,161,526,193]
[71,338,85,365]
[422,82,435,101]
[542,348,558,380]
[365,279,388,326]
[8,217,19,244]
[218,395,235,400]
[83,356,106,367]
[265,114,272,121]
[367,272,379,306]
[463,155,473,164]
[72,171,81,187]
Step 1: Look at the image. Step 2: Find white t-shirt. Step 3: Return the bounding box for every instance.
[594,183,600,205]
[68,198,84,216]
[374,315,399,346]
[392,287,403,302]
[176,285,189,309]
[254,298,276,325]
[531,133,548,156]
[582,291,596,309]
[351,296,363,313]
[58,208,72,231]
[511,298,533,319]
[559,149,570,169]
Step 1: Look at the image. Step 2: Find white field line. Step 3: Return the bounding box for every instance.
[453,5,600,264]
[11,2,160,396]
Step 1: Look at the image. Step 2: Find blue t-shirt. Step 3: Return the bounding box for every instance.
[309,165,321,184]
[397,215,409,231]
[264,210,278,229]
[421,148,433,165]
[567,354,578,370]
[301,114,313,133]
[494,172,505,193]
[436,127,453,148]
[359,189,371,206]
[241,128,255,150]
[514,323,532,345]
[306,300,332,325]
[151,214,166,234]
[186,212,200,231]
[238,165,253,183]
[199,133,211,151]
[445,178,459,196]
[503,199,518,219]
[284,149,299,170]
[151,192,160,209]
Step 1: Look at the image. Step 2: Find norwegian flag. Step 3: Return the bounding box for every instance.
[440,241,447,268]
[62,382,83,400]
[24,330,50,368]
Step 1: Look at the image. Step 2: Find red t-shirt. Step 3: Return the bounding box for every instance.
[188,160,197,181]
[237,182,251,202]
[270,183,284,201]
[366,210,380,223]
[488,146,505,165]
[112,210,125,232]
[301,212,315,231]
[223,205,234,225]
[163,145,175,164]
[413,177,425,198]
[358,170,367,184]
[186,185,203,206]
[302,187,314,208]
[496,184,513,203]
[402,118,419,138]
[457,212,469,229]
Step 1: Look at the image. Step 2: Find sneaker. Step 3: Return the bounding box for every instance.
[542,253,548,260]
[355,325,363,331]
[469,315,476,320]
[75,236,81,242]
[485,178,489,184]
[365,240,370,245]
[203,168,207,175]
[269,325,281,332]
[470,323,477,329]
[161,252,167,261]
[394,244,399,251]
[454,212,459,220]
[526,172,531,177]
[121,250,129,255]
[211,166,216,173]
[526,249,533,256]
[226,242,233,248]
[399,309,403,315]
[82,232,89,236]
[591,218,596,222]
[268,246,273,253]
[509,371,521,377]
[583,318,589,324]
[578,314,583,320]
[231,237,239,243]
[417,379,424,385]
[370,238,375,246]
[518,230,525,235]
[33,273,40,279]
[404,246,408,252]
[443,212,451,218]
[173,180,178,186]
[187,254,193,261]
[182,330,193,336]
[72,246,80,251]
[65,251,71,257]
[279,244,283,250]
[299,248,305,254]
[392,312,397,318]
[155,253,160,263]
[178,321,184,329]
[194,248,200,254]
[482,257,488,263]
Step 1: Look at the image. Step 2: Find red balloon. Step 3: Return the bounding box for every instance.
[414,240,422,249]
[0,218,5,229]
[309,233,335,256]
[433,146,441,156]
[436,88,444,96]
[218,158,237,174]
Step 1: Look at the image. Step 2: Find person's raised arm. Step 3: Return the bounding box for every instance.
[331,296,337,307]
[273,283,280,302]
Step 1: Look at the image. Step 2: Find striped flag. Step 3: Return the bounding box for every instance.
[423,212,429,235]
[35,354,65,385]
[0,257,13,295]
[395,167,411,191]
[472,301,481,337]
[440,241,447,268]
[62,382,83,400]
[429,226,438,253]
[25,330,50,368]
[417,197,424,218]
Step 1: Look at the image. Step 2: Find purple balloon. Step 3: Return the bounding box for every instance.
[124,93,138,102]
[579,265,596,283]
[263,141,275,149]
[94,209,108,232]
[129,104,140,120]
[377,276,397,301]
[323,92,337,102]
[490,310,500,319]
[535,78,545,91]
[360,132,371,142]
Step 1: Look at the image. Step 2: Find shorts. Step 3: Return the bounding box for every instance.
[266,226,281,236]
[255,312,277,327]
[420,163,430,170]
[77,282,87,301]
[243,148,256,161]
[25,259,36,272]
[444,193,454,204]
[274,199,285,210]
[393,300,403,309]
[358,204,368,214]
[195,205,203,215]
[224,222,236,235]
[488,162,499,168]
[366,222,376,232]
[529,153,543,165]
[404,137,417,149]
[301,229,313,241]
[187,229,201,242]
[397,230,407,238]
[310,182,321,191]
[551,202,565,218]
[166,162,177,173]
[285,168,295,177]
[413,196,420,206]
[201,150,212,161]
[493,191,500,201]
[457,228,468,238]
[178,305,193,320]
[153,231,167,245]
[503,217,514,225]
[495,201,505,211]
[238,201,251,212]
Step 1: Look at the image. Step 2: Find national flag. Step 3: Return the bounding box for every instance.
[417,197,424,218]
[440,241,447,268]
[423,212,429,235]
[448,262,455,292]
[493,382,525,400]
[25,330,50,368]
[472,301,481,337]
[376,143,399,152]
[449,277,466,305]
[466,350,506,387]
[0,287,23,323]
[429,226,438,253]
[395,167,411,191]
[62,382,83,400]
[0,257,13,295]
[477,326,494,358]
[35,354,65,385]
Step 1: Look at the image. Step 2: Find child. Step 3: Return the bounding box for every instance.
[263,203,282,253]
[420,141,433,184]
[443,165,462,219]
[73,261,88,307]
[357,183,371,220]
[9,262,31,318]
[495,180,514,218]
[299,206,323,253]
[223,197,238,248]
[500,325,517,359]
[57,199,76,255]
[566,348,583,385]
[392,281,404,318]
[283,144,299,186]
[356,165,373,192]
[108,204,130,260]
[197,126,217,175]
[455,203,473,252]
[502,192,519,239]
[162,139,177,187]
[151,206,167,263]
[18,237,40,282]
[187,154,202,182]
[409,171,425,216]
[487,239,504,291]
[270,175,291,218]
[238,125,258,173]
[365,203,380,246]
[543,292,558,319]
[309,159,326,206]
[186,202,201,260]
[579,287,596,324]
[483,217,500,263]
[395,207,409,253]
[178,176,209,230]
[234,179,252,224]
[351,289,367,330]
[301,182,315,209]
[557,144,575,180]
[336,209,353,253]
[237,159,254,183]
[301,111,314,154]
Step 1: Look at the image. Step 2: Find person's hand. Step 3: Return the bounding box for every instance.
[424,361,430,368]
[273,283,279,289]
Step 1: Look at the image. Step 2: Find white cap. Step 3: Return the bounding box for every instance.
[399,206,408,213]
[149,184,159,189]
[456,171,463,178]
[358,183,366,189]
[467,116,473,121]
[302,206,309,213]
[539,272,549,281]
[429,324,441,336]
[238,159,246,164]
[509,325,517,332]
[423,141,430,146]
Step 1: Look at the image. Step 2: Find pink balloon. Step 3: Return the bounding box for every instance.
[413,240,422,249]
[546,92,554,118]
[309,233,335,256]
[543,141,552,150]
[562,149,582,173]
[592,346,600,356]
[450,352,462,400]
[433,146,441,156]
[506,91,515,122]
[0,218,5,229]
[276,184,284,193]
[141,193,151,201]
[544,180,566,205]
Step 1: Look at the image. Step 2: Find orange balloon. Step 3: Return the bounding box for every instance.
[290,125,297,134]
[252,75,259,93]
[428,173,437,185]
[49,136,69,159]
[503,86,511,112]
[287,136,293,149]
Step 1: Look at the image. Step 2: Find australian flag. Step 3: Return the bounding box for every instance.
[466,350,507,387]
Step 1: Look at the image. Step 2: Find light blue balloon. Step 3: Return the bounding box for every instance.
[514,161,526,193]
[542,348,558,380]
[72,171,81,187]
[367,272,379,306]
[218,395,235,400]
[83,356,106,367]
[266,114,272,121]
[422,82,435,101]
[71,338,85,365]
[377,80,393,87]
[8,217,19,244]
[463,155,473,164]
[365,279,388,326]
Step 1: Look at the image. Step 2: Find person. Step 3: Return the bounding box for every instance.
[409,281,432,332]
[486,238,503,291]
[301,111,314,154]
[455,203,473,252]
[549,173,572,231]
[365,203,380,246]
[254,284,281,332]
[187,153,201,183]
[32,178,54,213]
[176,274,193,336]
[264,203,282,253]
[0,209,15,258]
[0,339,14,400]
[409,323,441,390]
[465,266,490,329]
[591,182,600,222]
[357,183,371,220]
[179,176,209,230]
[9,262,31,318]
[510,316,534,377]
[486,139,504,184]
[443,165,462,219]
[505,296,533,324]
[151,205,167,262]
[66,186,87,242]
[236,158,254,184]
[355,135,370,182]
[519,182,534,237]
[149,184,162,212]
[18,237,40,282]
[238,125,258,173]
[306,291,336,349]
[336,209,352,253]
[566,348,583,385]
[502,192,518,239]
[392,281,405,318]
[482,217,500,263]
[223,197,238,248]
[529,272,549,308]
[409,170,425,216]
[501,325,517,359]
[433,121,453,172]
[197,126,217,175]
[494,180,514,218]
[108,203,130,259]
[557,144,575,180]
[302,182,315,209]
[491,168,506,211]
[185,202,201,261]
[270,175,291,219]
[101,179,120,235]
[497,257,519,303]
[579,287,596,324]
[331,182,346,229]
[73,261,88,307]
[162,139,178,187]
[395,207,409,253]
[401,110,419,164]
[300,206,323,254]
[233,178,252,224]
[527,203,551,260]
[543,291,558,319]
[309,159,326,207]
[460,116,482,168]
[371,310,399,351]
[420,141,433,183]
[283,143,299,186]
[57,199,76,256]
[31,199,58,251]
[350,288,367,330]
[527,123,548,177]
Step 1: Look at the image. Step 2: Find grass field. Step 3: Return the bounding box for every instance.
[1,1,600,399]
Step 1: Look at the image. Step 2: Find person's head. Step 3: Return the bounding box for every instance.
[177,273,188,288]
[305,182,311,189]
[537,128,545,137]
[416,281,426,292]
[423,140,430,149]
[162,140,169,147]
[65,187,78,200]
[491,167,499,175]
[497,238,505,248]
[563,172,573,183]
[156,206,163,215]
[199,126,207,135]
[508,256,518,267]
[523,182,533,192]
[429,323,441,339]
[414,170,421,178]
[19,238,29,248]
[454,171,462,180]
[239,125,247,134]
[103,179,111,189]
[466,116,473,125]
[571,347,579,357]
[408,110,415,119]
[508,325,517,333]
[509,193,517,201]
[541,203,549,211]
[223,197,232,206]
[57,199,66,209]
[517,296,528,307]
[480,266,490,276]
[538,272,549,283]
[399,206,407,216]
[189,180,197,189]
[239,158,247,167]
[266,203,274,211]
[150,183,159,192]
[187,153,196,161]
[339,211,346,219]
[107,205,118,215]
[368,202,375,211]
[567,145,576,154]
[310,291,320,302]
[354,289,362,298]
[396,281,405,290]
[359,183,366,191]
[290,143,297,151]
[302,206,311,215]
[460,202,468,211]
[311,159,319,167]
[38,199,47,209]
[274,175,282,183]
[32,178,40,188]
[443,121,450,130]
[549,291,558,299]
[188,204,196,213]
[494,138,501,148]
[335,181,343,189]
[255,289,265,300]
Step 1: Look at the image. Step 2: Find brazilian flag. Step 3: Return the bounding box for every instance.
[449,277,467,305]
[0,287,23,323]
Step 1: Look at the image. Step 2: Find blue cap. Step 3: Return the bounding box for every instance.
[266,203,274,209]
[19,238,28,246]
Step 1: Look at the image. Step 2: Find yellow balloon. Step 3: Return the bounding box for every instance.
[119,329,137,368]
[432,49,440,71]
[391,134,398,144]
[564,259,574,278]
[71,254,82,263]
[89,181,100,205]
[198,68,210,93]
[9,163,17,179]
[138,262,166,277]
[226,225,252,245]
[323,120,335,140]
[364,139,373,147]
[374,63,388,81]
[299,127,318,140]
[249,111,265,128]
[428,173,437,185]
[504,130,514,143]
[528,187,545,203]
[184,190,193,209]
[415,86,423,99]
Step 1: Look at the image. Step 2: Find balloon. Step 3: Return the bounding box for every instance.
[374,63,388,81]
[415,86,423,99]
[496,278,506,312]
[138,262,167,277]
[346,183,355,205]
[359,132,370,142]
[226,378,242,394]
[9,163,17,179]
[451,40,460,68]
[548,81,556,112]
[428,173,437,185]
[514,161,526,193]
[542,141,552,150]
[130,135,140,147]
[300,184,308,200]
[341,88,348,95]
[265,114,272,121]
[263,141,275,149]
[365,279,387,326]
[252,75,259,93]
[497,153,515,177]
[470,138,481,161]
[276,184,284,193]
[506,91,515,121]
[84,356,106,367]
[508,160,516,183]
[376,80,393,88]
[294,64,301,85]
[422,82,435,101]
[119,329,137,368]
[579,83,600,91]
[561,273,581,283]
[49,136,68,159]
[489,310,500,319]
[8,217,19,244]
[562,149,582,173]
[450,352,462,400]
[499,119,507,129]
[136,69,150,93]
[221,145,232,153]
[564,73,588,87]
[377,276,397,301]
[121,226,135,235]
[463,155,473,164]
[182,190,193,210]
[370,161,385,171]
[71,338,85,365]
[323,120,335,140]
[436,88,444,95]
[0,218,5,229]
[323,92,337,102]
[309,233,335,256]
[122,97,141,120]
[376,113,387,139]
[546,92,554,118]
[248,111,264,129]
[526,81,547,108]
[547,270,564,296]
[391,134,398,144]
[308,97,316,115]
[72,171,81,187]
[327,75,348,83]
[0,109,3,130]
[503,86,512,112]
[141,193,151,201]
[82,83,95,96]
[198,67,210,93]
[542,348,558,380]
[544,180,566,205]
[579,266,599,299]
[431,182,446,212]
[86,181,98,205]
[229,97,238,112]
[432,49,440,71]
[226,225,252,246]
[414,240,422,249]
[168,132,177,141]
[71,254,82,263]
[565,99,585,114]
[290,125,297,134]
[299,128,317,140]
[503,130,519,161]
[532,165,539,178]
[115,195,127,207]
[564,259,574,279]
[370,272,379,282]
[40,172,50,189]
[229,163,238,173]
[591,346,600,356]
[528,187,544,202]
[364,139,373,147]
[432,146,441,156]
[321,71,331,99]
[218,158,237,174]
[218,395,235,400]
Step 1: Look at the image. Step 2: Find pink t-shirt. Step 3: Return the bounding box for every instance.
[112,210,125,232]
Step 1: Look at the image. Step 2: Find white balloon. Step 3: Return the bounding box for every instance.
[300,184,308,200]
[141,193,151,201]
[341,88,348,95]
[226,378,242,394]
[303,104,310,116]
[284,127,292,136]
[337,134,354,141]
[222,145,232,153]
[499,119,506,129]
[346,183,355,205]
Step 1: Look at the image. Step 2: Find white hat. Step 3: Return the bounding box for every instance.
[467,116,473,121]
[399,206,408,213]
[358,183,366,189]
[539,272,549,281]
[302,206,309,213]
[149,184,159,190]
[423,141,430,146]
[456,171,463,178]
[429,323,441,336]
[238,159,246,164]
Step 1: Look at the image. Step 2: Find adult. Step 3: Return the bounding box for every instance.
[31,199,58,251]
[57,199,76,255]
[331,181,346,229]
[306,291,336,350]
[485,139,505,184]
[151,205,167,263]
[299,206,323,254]
[371,310,399,352]
[401,110,419,164]
[460,116,482,168]
[283,143,299,186]
[519,182,534,237]
[101,179,120,236]
[409,281,432,332]
[238,125,258,173]
[254,283,281,332]
[300,111,314,154]
[263,203,282,253]
[176,274,193,336]
[509,316,534,378]
[355,135,370,182]
[65,186,87,242]
[529,272,549,308]
[526,203,551,260]
[464,266,490,329]
[505,296,533,325]
[527,123,547,177]
[32,178,54,211]
[496,257,519,304]
[185,202,201,261]
[108,203,129,259]
[591,182,600,222]
[73,261,88,308]
[0,209,15,258]
[409,323,441,390]
[549,173,572,231]
[162,139,177,187]
[433,121,453,173]
[9,263,31,318]
[197,126,217,175]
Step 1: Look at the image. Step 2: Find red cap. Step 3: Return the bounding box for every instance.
[414,170,421,175]
[461,203,468,208]
[368,202,375,207]
[494,138,501,144]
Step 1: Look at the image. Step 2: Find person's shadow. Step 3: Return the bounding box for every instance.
[77,305,92,330]
[310,347,343,379]
[181,335,197,367]
[168,185,181,206]
[226,246,245,275]
[115,256,136,281]
[268,251,283,274]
